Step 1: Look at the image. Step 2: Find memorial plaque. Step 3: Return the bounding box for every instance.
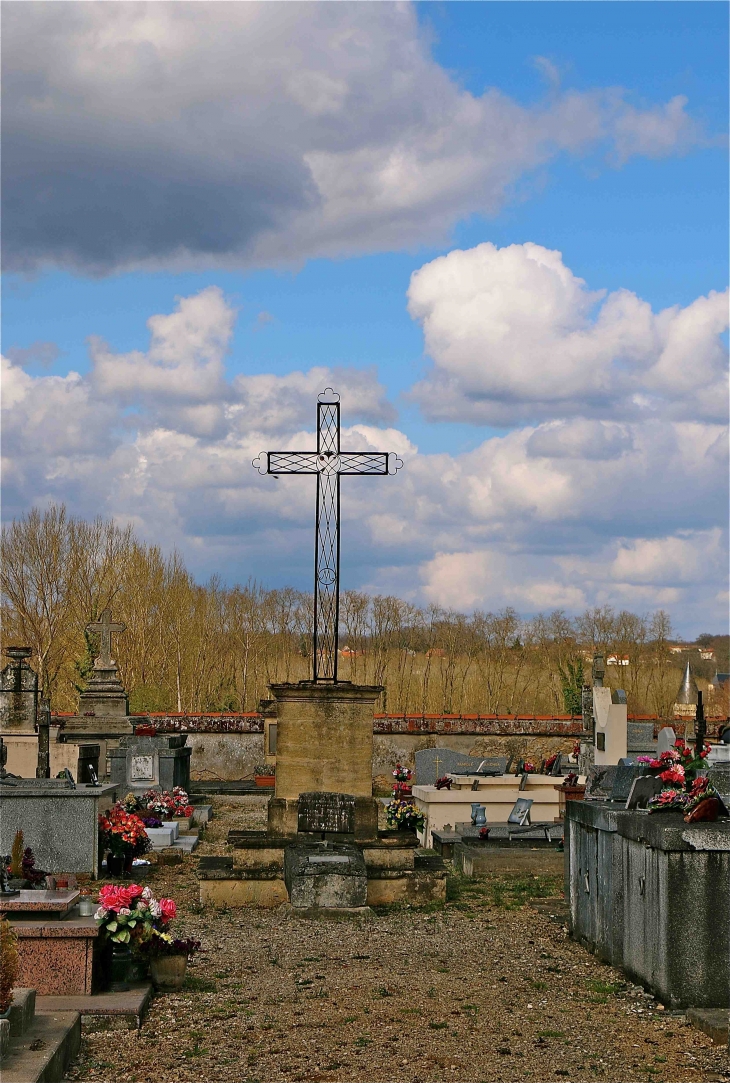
[298,791,355,834]
[130,754,155,781]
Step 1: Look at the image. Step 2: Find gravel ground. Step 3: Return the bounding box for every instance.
[66,797,728,1083]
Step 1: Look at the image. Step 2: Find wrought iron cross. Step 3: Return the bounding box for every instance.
[86,608,126,669]
[254,389,402,682]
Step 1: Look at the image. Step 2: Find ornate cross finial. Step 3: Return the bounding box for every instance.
[253,388,403,682]
[86,608,126,670]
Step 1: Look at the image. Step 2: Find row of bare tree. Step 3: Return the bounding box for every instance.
[1,505,721,719]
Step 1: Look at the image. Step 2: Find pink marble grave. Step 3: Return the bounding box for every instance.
[11,916,99,995]
[0,890,79,919]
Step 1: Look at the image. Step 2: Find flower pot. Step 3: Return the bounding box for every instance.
[255,776,275,788]
[109,942,133,992]
[149,954,188,992]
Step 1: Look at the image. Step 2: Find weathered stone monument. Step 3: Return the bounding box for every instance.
[63,609,133,740]
[199,389,446,910]
[109,731,191,795]
[0,647,39,777]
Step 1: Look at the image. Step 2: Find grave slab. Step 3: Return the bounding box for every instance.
[0,891,80,920]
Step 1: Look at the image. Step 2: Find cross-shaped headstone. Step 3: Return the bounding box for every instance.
[86,608,126,669]
[254,388,402,682]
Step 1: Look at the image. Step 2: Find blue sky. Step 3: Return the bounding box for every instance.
[2,1,728,635]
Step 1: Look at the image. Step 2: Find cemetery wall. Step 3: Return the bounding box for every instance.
[52,711,666,784]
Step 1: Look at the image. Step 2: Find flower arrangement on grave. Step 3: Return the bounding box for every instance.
[522,761,536,774]
[386,798,425,832]
[94,884,178,946]
[637,739,711,779]
[391,763,413,797]
[647,776,722,822]
[140,788,194,818]
[0,919,19,1014]
[435,775,452,790]
[98,806,151,858]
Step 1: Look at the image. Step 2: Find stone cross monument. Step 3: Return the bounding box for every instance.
[64,607,133,740]
[86,609,126,670]
[252,389,404,837]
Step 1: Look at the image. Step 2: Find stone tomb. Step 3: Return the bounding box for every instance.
[0,777,118,876]
[199,681,447,909]
[109,733,191,795]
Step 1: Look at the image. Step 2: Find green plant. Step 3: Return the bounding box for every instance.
[558,657,584,717]
[9,830,24,878]
[0,919,20,1012]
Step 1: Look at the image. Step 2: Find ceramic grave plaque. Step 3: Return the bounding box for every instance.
[130,754,156,782]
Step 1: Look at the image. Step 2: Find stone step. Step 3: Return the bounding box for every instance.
[686,1008,729,1045]
[0,1010,80,1083]
[36,982,153,1031]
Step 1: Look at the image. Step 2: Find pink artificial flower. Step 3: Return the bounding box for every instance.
[125,884,144,902]
[98,885,130,912]
[159,898,177,924]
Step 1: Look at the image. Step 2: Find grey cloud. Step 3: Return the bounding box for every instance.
[526,420,633,460]
[2,3,707,275]
[5,341,61,368]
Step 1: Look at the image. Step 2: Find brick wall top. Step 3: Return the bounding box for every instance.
[50,710,725,736]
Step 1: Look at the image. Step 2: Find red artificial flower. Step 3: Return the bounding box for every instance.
[159,898,177,924]
[658,765,685,785]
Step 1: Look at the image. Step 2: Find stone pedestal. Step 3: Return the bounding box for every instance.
[198,680,447,910]
[0,647,38,733]
[271,681,381,799]
[267,681,382,838]
[62,663,134,741]
[109,733,191,795]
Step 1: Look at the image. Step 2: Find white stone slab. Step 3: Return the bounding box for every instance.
[144,826,175,848]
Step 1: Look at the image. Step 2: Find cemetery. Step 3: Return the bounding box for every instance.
[0,390,727,1083]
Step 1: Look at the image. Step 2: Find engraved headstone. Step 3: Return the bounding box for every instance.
[625,776,664,810]
[657,727,677,756]
[609,764,645,802]
[297,792,355,835]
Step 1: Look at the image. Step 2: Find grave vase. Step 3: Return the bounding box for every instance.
[108,943,132,992]
[470,804,487,827]
[149,954,188,992]
[106,853,125,877]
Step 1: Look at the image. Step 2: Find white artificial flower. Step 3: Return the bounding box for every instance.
[94,906,108,920]
[118,907,132,916]
[149,901,162,917]
[142,886,153,899]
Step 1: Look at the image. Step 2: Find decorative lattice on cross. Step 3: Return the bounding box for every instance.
[253,388,403,682]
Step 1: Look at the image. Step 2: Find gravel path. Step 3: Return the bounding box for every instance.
[66,798,728,1083]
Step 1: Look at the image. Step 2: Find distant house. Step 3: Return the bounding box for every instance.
[339,646,364,657]
[699,649,715,660]
[669,645,692,654]
[607,655,629,666]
